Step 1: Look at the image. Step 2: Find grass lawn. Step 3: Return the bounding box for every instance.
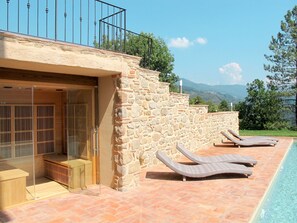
[240,129,297,137]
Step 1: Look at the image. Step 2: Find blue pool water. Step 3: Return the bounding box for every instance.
[253,141,297,223]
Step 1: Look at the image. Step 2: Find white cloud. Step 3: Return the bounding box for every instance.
[168,37,192,48]
[196,37,207,45]
[219,62,243,83]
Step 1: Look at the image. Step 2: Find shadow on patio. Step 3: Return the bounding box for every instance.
[0,211,11,223]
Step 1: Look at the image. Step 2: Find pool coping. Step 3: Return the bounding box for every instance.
[249,139,294,222]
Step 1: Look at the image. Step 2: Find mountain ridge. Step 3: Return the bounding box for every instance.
[180,78,247,104]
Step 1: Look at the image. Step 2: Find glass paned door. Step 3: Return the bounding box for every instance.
[66,89,98,194]
[0,85,35,209]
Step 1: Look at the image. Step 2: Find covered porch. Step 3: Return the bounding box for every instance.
[0,31,126,209]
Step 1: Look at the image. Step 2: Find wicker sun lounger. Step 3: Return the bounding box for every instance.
[228,129,279,142]
[220,131,277,148]
[176,143,257,166]
[156,151,252,181]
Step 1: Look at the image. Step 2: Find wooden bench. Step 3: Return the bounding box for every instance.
[43,154,92,189]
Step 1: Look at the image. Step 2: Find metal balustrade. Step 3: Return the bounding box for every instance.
[0,0,152,67]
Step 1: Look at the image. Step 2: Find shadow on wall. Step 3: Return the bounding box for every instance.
[98,75,117,188]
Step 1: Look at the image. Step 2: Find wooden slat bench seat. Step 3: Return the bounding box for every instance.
[43,154,92,189]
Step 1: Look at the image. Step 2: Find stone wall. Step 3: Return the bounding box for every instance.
[113,66,239,191]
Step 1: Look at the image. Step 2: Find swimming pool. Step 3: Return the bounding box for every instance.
[252,141,297,222]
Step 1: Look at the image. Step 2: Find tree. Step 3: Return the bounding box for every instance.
[189,96,205,105]
[125,32,179,91]
[189,96,219,112]
[95,32,179,91]
[207,102,219,113]
[239,79,287,130]
[218,100,229,111]
[264,5,297,125]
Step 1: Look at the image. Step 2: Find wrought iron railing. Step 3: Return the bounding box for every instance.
[0,0,152,67]
[98,21,152,67]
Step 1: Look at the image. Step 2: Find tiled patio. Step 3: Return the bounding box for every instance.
[0,137,293,223]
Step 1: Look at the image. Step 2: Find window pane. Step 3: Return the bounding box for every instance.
[67,119,75,130]
[37,142,54,154]
[37,130,54,141]
[67,105,74,117]
[15,144,33,157]
[0,146,11,159]
[75,105,87,116]
[15,132,33,144]
[15,106,32,117]
[0,119,11,132]
[0,106,11,118]
[15,119,33,131]
[37,106,54,117]
[76,118,86,129]
[37,118,54,129]
[0,106,11,159]
[0,133,11,145]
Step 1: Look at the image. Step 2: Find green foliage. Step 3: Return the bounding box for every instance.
[125,33,152,67]
[218,100,229,111]
[94,35,125,52]
[234,101,244,112]
[189,96,219,112]
[125,32,179,91]
[189,96,205,105]
[95,32,179,91]
[264,5,297,124]
[263,121,291,130]
[240,129,297,137]
[239,79,287,130]
[208,102,219,113]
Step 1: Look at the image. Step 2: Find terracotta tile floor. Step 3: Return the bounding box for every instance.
[0,137,293,223]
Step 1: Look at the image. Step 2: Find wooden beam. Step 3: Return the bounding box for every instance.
[0,67,98,86]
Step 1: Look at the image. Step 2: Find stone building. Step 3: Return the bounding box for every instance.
[0,0,238,209]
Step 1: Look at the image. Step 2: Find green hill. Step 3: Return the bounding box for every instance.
[180,78,247,104]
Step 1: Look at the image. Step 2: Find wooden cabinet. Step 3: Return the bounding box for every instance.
[43,154,92,189]
[0,163,29,209]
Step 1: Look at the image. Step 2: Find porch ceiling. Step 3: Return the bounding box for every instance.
[0,67,99,87]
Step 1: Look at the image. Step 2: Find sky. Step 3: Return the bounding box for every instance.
[0,0,295,86]
[106,0,296,85]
